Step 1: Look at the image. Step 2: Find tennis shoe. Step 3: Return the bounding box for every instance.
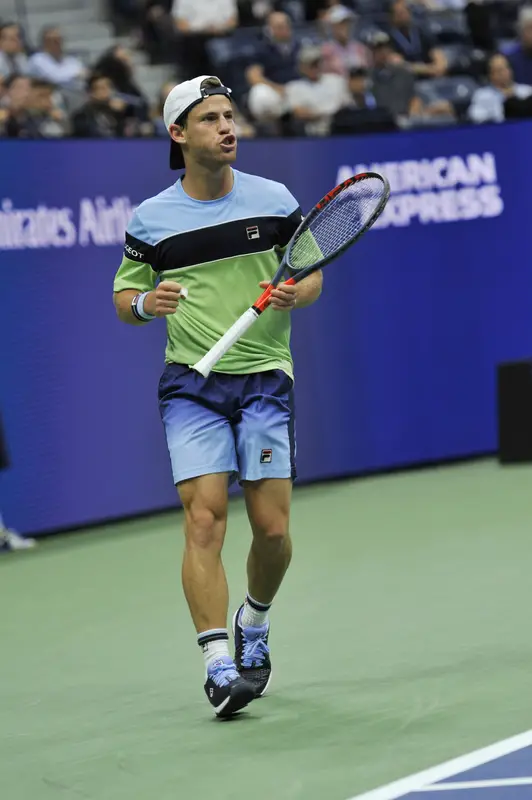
[204,655,255,718]
[0,528,36,552]
[233,605,272,697]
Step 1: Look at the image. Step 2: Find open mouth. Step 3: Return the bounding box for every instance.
[220,135,236,152]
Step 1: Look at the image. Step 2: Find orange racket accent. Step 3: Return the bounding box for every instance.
[253,277,296,313]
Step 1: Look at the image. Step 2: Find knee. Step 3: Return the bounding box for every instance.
[185,502,226,551]
[253,521,290,547]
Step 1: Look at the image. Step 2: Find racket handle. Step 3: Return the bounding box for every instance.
[192,307,260,378]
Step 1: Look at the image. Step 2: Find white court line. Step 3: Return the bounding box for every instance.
[347,730,532,800]
[418,778,532,791]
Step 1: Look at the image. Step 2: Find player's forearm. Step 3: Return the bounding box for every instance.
[113,289,153,326]
[295,270,323,308]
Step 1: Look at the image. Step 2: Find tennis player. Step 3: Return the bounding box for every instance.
[113,75,322,717]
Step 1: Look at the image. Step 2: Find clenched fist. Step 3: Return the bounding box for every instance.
[144,281,187,317]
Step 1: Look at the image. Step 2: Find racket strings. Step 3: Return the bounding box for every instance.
[289,177,385,269]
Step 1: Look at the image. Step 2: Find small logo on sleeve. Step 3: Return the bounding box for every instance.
[246,225,260,240]
[260,449,272,463]
[125,243,145,260]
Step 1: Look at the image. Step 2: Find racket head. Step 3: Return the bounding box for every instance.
[285,172,390,280]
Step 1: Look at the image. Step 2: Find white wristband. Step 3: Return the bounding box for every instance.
[137,292,156,320]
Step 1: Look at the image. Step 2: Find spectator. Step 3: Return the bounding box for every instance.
[72,73,128,137]
[141,0,174,64]
[284,44,350,135]
[0,413,35,552]
[28,27,85,88]
[0,74,31,136]
[93,45,153,135]
[345,66,377,109]
[7,78,68,138]
[172,0,238,79]
[468,53,532,124]
[321,5,372,77]
[368,31,420,119]
[0,23,29,81]
[385,0,447,78]
[508,6,532,87]
[246,11,301,123]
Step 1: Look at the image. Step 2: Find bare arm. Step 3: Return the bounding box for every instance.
[246,64,285,94]
[259,270,323,311]
[410,48,447,78]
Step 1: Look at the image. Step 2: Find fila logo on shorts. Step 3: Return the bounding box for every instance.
[260,449,272,463]
[246,225,260,240]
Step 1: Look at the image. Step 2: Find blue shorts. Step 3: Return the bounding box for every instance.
[158,364,296,485]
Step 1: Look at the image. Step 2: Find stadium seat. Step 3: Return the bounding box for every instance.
[416,76,478,107]
[426,11,469,45]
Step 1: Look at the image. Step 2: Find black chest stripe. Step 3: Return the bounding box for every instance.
[154,211,302,272]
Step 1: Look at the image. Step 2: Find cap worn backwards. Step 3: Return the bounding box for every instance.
[163,75,233,171]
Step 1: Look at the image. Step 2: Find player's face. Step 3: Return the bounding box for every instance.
[180,95,237,167]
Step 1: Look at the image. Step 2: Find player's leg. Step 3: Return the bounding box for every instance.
[232,370,296,696]
[159,364,255,716]
[178,473,230,634]
[244,479,292,606]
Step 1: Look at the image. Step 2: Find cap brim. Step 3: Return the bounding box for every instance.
[169,140,185,171]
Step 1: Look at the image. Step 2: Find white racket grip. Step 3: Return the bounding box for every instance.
[193,307,260,378]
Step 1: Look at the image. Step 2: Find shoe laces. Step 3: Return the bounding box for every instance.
[241,626,269,668]
[209,659,240,687]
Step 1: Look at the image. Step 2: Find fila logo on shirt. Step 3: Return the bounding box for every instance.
[246,225,260,240]
[260,449,272,464]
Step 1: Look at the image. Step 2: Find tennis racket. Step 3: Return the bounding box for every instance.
[192,171,390,378]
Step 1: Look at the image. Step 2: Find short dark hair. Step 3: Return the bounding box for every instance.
[350,67,369,78]
[87,71,108,92]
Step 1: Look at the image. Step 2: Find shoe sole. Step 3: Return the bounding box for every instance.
[215,680,256,718]
[231,609,272,698]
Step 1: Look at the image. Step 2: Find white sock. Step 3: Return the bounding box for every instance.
[240,594,271,628]
[197,629,231,673]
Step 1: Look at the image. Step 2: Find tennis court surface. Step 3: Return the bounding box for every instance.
[1,460,531,800]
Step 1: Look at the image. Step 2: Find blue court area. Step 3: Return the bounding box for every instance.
[352,733,532,800]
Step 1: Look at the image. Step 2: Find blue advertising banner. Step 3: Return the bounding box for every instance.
[1,122,531,535]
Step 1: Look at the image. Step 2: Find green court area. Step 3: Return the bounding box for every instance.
[1,460,531,800]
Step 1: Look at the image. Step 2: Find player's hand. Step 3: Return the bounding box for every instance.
[260,280,297,311]
[144,281,186,317]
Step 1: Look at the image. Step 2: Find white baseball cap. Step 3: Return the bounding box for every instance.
[328,5,355,24]
[163,75,233,170]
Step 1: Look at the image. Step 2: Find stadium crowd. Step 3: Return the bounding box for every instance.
[1,1,532,138]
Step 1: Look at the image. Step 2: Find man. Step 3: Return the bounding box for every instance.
[321,5,371,78]
[28,27,85,89]
[285,44,350,135]
[368,31,421,119]
[246,11,301,123]
[7,78,67,138]
[112,75,322,718]
[172,0,238,78]
[72,73,127,137]
[508,6,532,88]
[385,0,447,79]
[0,23,29,81]
[468,53,532,124]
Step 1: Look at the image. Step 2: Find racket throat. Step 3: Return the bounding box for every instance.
[253,277,296,314]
